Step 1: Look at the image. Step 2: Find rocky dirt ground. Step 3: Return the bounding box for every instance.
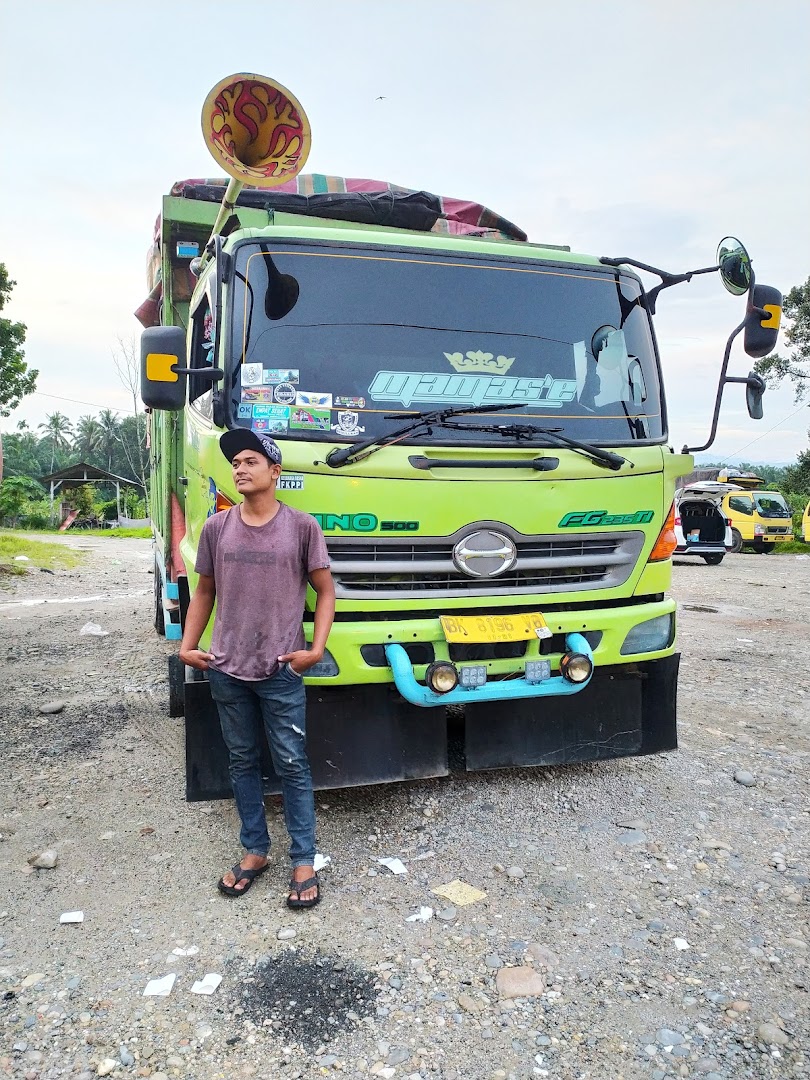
[0,536,808,1080]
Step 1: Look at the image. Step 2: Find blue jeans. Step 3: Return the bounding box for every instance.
[207,665,316,868]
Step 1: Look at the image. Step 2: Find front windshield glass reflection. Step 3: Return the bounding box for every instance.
[228,243,664,446]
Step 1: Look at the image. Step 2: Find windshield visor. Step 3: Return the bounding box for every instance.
[229,244,663,445]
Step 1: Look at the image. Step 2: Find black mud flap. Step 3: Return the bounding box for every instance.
[464,654,680,771]
[184,677,447,802]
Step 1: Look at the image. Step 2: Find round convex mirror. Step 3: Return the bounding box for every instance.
[717,237,752,296]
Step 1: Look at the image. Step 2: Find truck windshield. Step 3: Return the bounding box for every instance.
[228,242,664,446]
[754,493,790,518]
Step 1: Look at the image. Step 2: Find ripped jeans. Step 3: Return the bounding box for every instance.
[207,665,315,868]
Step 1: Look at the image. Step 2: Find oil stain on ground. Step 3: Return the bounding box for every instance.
[238,949,377,1047]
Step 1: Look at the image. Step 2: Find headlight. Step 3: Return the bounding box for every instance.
[559,651,593,683]
[425,662,459,694]
[620,614,674,656]
[754,524,765,536]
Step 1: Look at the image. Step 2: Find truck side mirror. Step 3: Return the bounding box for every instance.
[744,284,782,358]
[141,327,188,411]
[745,371,765,419]
[717,237,752,296]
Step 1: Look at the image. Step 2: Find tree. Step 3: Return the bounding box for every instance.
[754,276,810,402]
[38,411,73,473]
[73,415,104,462]
[0,264,38,417]
[0,475,44,527]
[783,450,810,499]
[112,336,148,490]
[97,408,121,470]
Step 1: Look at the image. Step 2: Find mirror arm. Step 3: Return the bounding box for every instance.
[173,367,224,381]
[681,318,747,454]
[600,257,719,314]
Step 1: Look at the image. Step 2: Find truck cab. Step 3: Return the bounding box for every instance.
[723,489,793,552]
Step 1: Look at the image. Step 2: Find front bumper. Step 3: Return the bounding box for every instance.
[385,632,593,707]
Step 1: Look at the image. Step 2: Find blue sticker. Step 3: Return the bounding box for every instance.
[237,403,253,420]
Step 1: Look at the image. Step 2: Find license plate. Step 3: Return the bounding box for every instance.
[440,612,549,643]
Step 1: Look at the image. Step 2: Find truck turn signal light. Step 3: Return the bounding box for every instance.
[648,503,677,562]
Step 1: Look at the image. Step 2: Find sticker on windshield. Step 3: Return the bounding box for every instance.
[332,411,365,436]
[296,391,333,408]
[334,395,366,409]
[291,407,331,430]
[237,403,252,420]
[253,405,291,419]
[241,386,275,402]
[266,420,289,434]
[273,382,297,404]
[367,370,577,409]
[241,363,263,386]
[262,368,299,384]
[444,350,515,375]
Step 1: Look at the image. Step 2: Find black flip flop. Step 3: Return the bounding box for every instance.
[286,874,321,910]
[217,861,268,898]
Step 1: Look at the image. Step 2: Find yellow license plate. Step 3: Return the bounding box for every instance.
[440,612,549,643]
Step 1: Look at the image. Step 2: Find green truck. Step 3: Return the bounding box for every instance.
[139,74,780,800]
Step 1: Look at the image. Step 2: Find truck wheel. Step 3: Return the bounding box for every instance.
[168,655,185,717]
[729,529,743,554]
[702,553,724,565]
[154,558,165,636]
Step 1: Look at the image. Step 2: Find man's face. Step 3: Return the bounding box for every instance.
[231,449,281,495]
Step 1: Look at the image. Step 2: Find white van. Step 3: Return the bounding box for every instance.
[674,483,733,565]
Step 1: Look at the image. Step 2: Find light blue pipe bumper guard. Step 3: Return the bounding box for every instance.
[385,633,594,709]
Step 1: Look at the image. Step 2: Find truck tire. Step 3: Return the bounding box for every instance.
[154,558,165,635]
[702,553,724,565]
[753,542,774,554]
[168,655,185,717]
[729,529,743,554]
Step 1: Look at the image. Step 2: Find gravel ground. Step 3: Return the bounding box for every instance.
[0,536,808,1080]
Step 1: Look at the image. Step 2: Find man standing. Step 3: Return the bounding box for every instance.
[179,430,334,908]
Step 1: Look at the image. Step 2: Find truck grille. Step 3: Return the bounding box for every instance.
[328,527,645,600]
[765,526,790,534]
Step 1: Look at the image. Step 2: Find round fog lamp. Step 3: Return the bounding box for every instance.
[560,652,593,684]
[425,661,459,694]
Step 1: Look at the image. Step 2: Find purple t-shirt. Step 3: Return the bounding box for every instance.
[194,503,330,681]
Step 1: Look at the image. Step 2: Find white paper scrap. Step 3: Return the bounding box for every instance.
[673,937,690,951]
[143,972,176,997]
[190,973,222,996]
[171,945,199,956]
[79,622,109,637]
[313,853,331,872]
[405,906,434,923]
[60,911,84,924]
[377,857,408,875]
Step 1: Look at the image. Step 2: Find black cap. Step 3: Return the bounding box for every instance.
[220,429,283,466]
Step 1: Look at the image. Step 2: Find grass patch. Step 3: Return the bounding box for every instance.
[769,540,809,555]
[0,531,84,572]
[20,526,152,539]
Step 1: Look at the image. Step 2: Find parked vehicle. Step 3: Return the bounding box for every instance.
[722,489,793,553]
[802,500,810,543]
[138,73,781,800]
[674,483,732,564]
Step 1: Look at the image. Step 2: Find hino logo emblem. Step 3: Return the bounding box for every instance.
[452,530,517,578]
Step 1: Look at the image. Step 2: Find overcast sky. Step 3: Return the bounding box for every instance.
[2,0,809,462]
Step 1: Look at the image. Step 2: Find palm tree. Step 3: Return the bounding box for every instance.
[38,412,73,473]
[73,415,104,463]
[97,409,120,470]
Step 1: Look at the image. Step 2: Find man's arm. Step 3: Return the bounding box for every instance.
[278,567,335,674]
[179,574,217,670]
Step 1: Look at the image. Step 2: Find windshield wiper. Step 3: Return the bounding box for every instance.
[325,404,523,468]
[438,419,629,470]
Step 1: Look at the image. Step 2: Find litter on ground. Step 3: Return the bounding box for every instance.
[405,906,434,922]
[143,973,176,997]
[190,973,222,995]
[79,622,109,636]
[377,857,407,875]
[59,911,84,924]
[313,853,331,872]
[431,879,487,906]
